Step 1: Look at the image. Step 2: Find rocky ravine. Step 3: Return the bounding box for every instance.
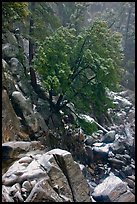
[2,144,92,202]
[2,31,135,202]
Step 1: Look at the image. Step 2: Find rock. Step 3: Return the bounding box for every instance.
[13,190,24,202]
[25,178,63,202]
[114,95,132,108]
[2,148,92,202]
[92,145,109,162]
[111,139,125,154]
[84,146,94,165]
[47,149,92,202]
[114,153,131,165]
[84,136,99,146]
[125,178,135,189]
[39,153,73,201]
[114,190,135,202]
[127,108,135,122]
[101,130,116,143]
[9,58,24,80]
[5,31,18,46]
[12,91,32,112]
[122,166,132,176]
[22,180,32,192]
[115,111,126,124]
[92,174,128,202]
[2,59,9,71]
[2,185,14,202]
[124,123,134,147]
[108,158,125,168]
[127,175,135,182]
[2,141,45,174]
[23,38,29,57]
[2,43,19,58]
[12,91,48,133]
[2,89,25,143]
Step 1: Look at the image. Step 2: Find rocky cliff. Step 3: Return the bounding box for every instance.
[2,31,135,202]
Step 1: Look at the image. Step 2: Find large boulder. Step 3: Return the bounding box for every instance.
[2,148,92,202]
[2,89,28,143]
[101,130,116,143]
[92,173,135,202]
[9,58,25,80]
[2,141,44,174]
[11,91,48,133]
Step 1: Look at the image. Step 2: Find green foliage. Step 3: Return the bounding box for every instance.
[29,2,61,41]
[55,2,89,33]
[33,20,123,120]
[2,2,29,31]
[33,26,76,94]
[77,117,98,135]
[93,2,135,90]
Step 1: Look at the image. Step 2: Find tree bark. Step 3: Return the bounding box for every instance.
[29,2,37,88]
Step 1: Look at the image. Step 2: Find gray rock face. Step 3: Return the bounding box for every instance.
[2,43,19,58]
[12,91,48,133]
[92,174,135,202]
[2,59,9,71]
[23,38,29,57]
[101,130,116,143]
[5,31,18,46]
[9,58,24,80]
[2,89,24,143]
[2,148,92,202]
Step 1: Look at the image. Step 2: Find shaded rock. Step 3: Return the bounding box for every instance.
[2,43,19,58]
[2,141,44,160]
[22,181,32,192]
[84,136,99,146]
[12,91,48,133]
[125,178,135,189]
[9,58,24,80]
[92,174,128,202]
[114,190,135,202]
[13,190,24,202]
[2,89,27,143]
[115,153,131,165]
[122,166,132,176]
[5,31,18,46]
[111,139,125,154]
[92,145,109,162]
[101,130,116,143]
[84,146,94,165]
[23,38,29,57]
[9,183,21,195]
[127,175,135,182]
[108,158,125,169]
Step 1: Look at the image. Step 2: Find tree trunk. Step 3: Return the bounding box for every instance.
[124,5,132,59]
[29,3,37,88]
[29,2,35,66]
